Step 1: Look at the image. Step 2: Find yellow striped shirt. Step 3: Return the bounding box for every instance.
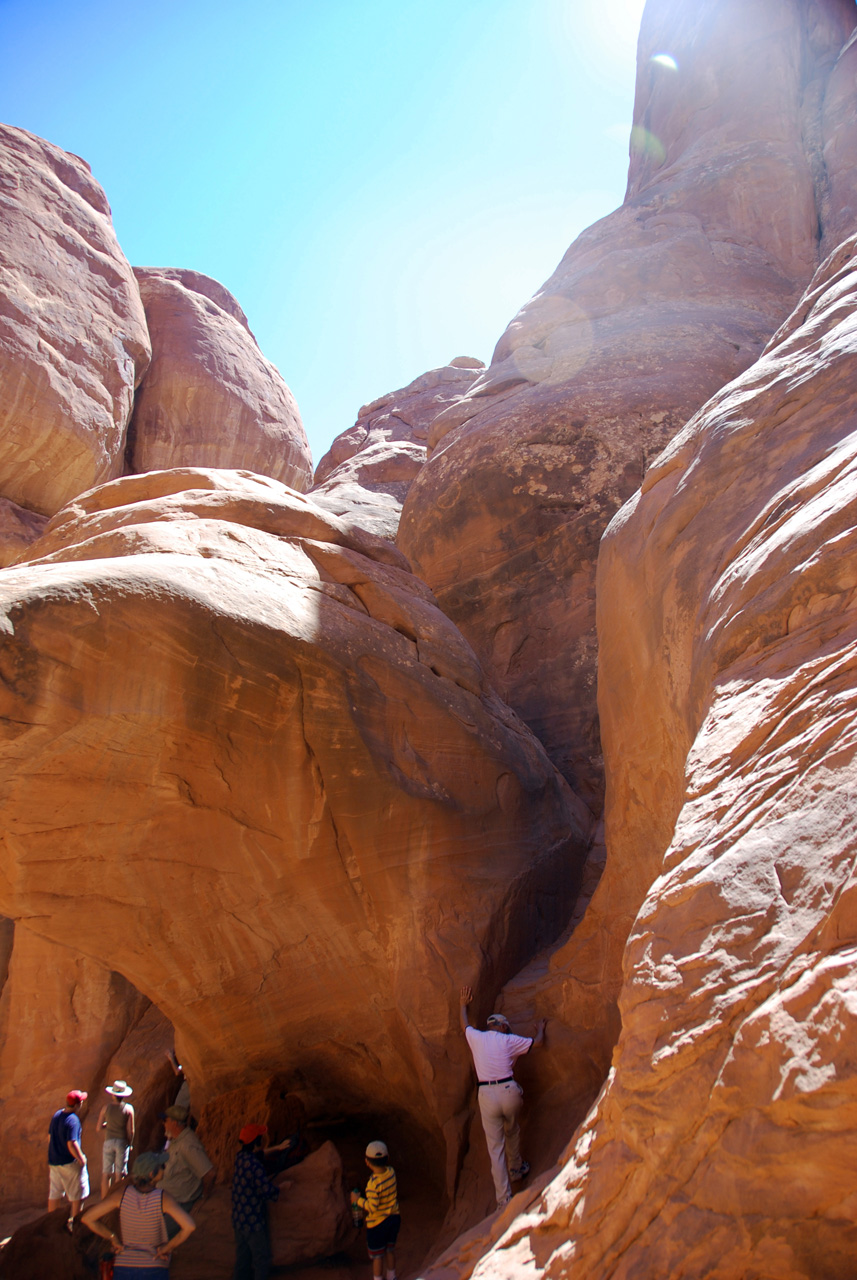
[357,1165,399,1228]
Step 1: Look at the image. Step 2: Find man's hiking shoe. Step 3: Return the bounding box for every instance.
[510,1161,530,1182]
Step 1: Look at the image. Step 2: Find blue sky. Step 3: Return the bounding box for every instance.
[0,0,645,467]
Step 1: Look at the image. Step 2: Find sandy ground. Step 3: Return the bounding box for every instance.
[0,1178,446,1280]
[171,1181,444,1280]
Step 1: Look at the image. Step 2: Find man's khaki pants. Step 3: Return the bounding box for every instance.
[478,1080,523,1205]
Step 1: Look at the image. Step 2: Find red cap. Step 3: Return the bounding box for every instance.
[66,1090,88,1105]
[239,1123,268,1145]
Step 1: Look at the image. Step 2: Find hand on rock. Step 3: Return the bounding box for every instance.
[460,985,473,1005]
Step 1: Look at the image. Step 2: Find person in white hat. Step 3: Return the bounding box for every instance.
[459,986,546,1208]
[98,1079,135,1200]
[350,1140,400,1280]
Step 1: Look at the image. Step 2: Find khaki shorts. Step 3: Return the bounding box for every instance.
[49,1161,90,1202]
[102,1138,131,1177]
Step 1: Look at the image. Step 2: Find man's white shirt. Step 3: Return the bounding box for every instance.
[465,1026,532,1080]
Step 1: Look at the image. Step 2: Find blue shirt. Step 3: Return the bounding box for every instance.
[231,1148,279,1232]
[48,1109,81,1166]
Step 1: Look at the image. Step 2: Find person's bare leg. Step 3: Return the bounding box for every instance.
[372,1256,384,1279]
[70,1199,81,1218]
[385,1245,397,1278]
[101,1175,110,1199]
[47,1198,63,1214]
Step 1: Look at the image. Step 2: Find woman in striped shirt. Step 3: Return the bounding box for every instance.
[83,1150,195,1277]
[351,1140,400,1280]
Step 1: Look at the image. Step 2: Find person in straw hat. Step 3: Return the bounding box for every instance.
[98,1079,135,1199]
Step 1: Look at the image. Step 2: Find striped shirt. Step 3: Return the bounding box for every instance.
[116,1185,168,1270]
[356,1165,399,1228]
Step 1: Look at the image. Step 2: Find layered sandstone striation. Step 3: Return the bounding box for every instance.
[311,358,483,539]
[0,467,589,1208]
[431,232,857,1280]
[129,268,312,490]
[0,125,150,517]
[398,0,857,810]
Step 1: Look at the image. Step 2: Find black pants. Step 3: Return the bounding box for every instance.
[232,1225,272,1280]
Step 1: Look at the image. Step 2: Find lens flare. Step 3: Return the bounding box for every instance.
[629,126,666,164]
[651,53,679,70]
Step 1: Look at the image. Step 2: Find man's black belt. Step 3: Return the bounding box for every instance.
[478,1076,514,1087]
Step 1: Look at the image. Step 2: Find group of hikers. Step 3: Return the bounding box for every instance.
[44,992,545,1278]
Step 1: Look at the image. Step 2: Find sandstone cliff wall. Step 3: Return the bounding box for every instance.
[398,0,857,813]
[0,467,588,1209]
[426,225,857,1280]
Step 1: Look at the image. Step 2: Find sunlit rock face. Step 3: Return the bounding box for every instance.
[433,233,857,1280]
[0,125,150,517]
[129,268,312,491]
[821,25,857,257]
[0,467,589,1194]
[398,0,857,811]
[310,358,483,539]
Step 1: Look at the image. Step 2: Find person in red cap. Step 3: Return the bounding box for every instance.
[47,1089,90,1219]
[231,1122,294,1280]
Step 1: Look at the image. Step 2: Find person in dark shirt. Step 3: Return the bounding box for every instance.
[48,1089,90,1218]
[231,1123,292,1280]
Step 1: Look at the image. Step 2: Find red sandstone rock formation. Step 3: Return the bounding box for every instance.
[0,467,589,1213]
[0,125,150,517]
[269,1142,352,1266]
[0,1209,108,1280]
[129,268,312,490]
[0,498,46,568]
[427,230,857,1280]
[311,358,484,539]
[0,924,173,1210]
[398,0,857,812]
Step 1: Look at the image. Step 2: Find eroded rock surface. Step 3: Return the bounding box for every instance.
[436,234,857,1280]
[0,468,589,1201]
[0,499,47,568]
[0,125,150,516]
[129,268,312,490]
[311,358,483,539]
[270,1142,351,1266]
[0,1209,107,1280]
[398,0,857,810]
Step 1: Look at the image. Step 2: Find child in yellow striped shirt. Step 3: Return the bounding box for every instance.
[351,1140,400,1280]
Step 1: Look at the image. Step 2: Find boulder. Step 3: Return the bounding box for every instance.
[129,268,312,491]
[311,358,483,539]
[398,0,857,810]
[0,125,150,516]
[0,467,589,1198]
[270,1141,351,1267]
[0,1209,108,1280]
[439,234,857,1279]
